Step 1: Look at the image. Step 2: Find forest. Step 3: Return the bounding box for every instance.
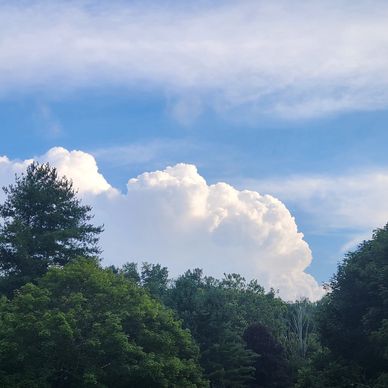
[0,163,387,388]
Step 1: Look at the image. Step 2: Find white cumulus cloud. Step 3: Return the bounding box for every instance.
[1,1,388,118]
[39,147,114,195]
[0,147,324,301]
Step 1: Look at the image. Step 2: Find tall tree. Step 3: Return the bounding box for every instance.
[0,162,103,294]
[300,224,388,387]
[285,299,318,367]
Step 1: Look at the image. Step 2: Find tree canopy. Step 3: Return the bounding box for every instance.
[1,163,388,387]
[166,269,287,387]
[297,225,388,387]
[317,225,388,384]
[0,259,206,388]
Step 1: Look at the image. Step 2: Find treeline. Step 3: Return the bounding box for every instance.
[0,163,387,387]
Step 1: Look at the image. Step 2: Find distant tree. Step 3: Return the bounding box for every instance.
[286,300,313,360]
[0,259,207,387]
[243,323,292,388]
[0,162,103,294]
[283,298,321,377]
[219,274,287,339]
[140,262,169,300]
[116,262,168,299]
[120,262,141,283]
[168,270,257,387]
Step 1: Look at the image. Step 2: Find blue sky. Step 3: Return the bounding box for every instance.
[1,0,388,298]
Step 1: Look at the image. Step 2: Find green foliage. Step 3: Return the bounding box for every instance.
[0,163,103,294]
[219,274,288,337]
[166,269,287,387]
[295,348,365,388]
[318,225,388,382]
[119,262,169,300]
[140,262,169,300]
[0,259,207,387]
[120,262,141,283]
[5,162,388,386]
[296,225,388,387]
[244,323,292,388]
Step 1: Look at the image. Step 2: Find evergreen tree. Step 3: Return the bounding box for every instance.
[0,162,103,294]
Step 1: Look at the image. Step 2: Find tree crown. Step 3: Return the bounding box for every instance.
[0,162,103,292]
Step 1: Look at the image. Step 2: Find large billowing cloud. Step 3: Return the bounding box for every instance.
[0,147,324,301]
[1,1,388,118]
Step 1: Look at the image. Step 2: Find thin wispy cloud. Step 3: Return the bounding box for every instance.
[244,169,388,251]
[1,1,388,118]
[91,139,194,168]
[36,102,62,137]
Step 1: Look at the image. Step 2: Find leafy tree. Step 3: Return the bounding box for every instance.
[120,262,141,283]
[243,323,292,388]
[295,348,365,388]
[0,259,207,387]
[117,262,169,300]
[297,225,388,387]
[318,225,388,382]
[140,262,169,300]
[219,274,287,339]
[168,270,264,387]
[0,162,103,294]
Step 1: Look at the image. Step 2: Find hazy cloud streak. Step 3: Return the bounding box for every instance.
[1,1,388,117]
[244,169,388,255]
